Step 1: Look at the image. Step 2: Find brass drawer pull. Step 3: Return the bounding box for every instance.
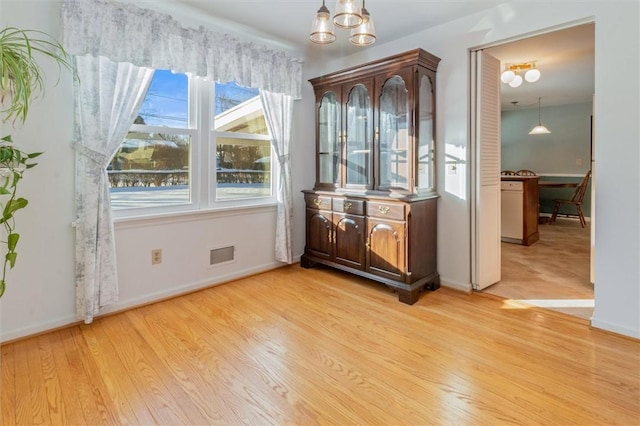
[313,198,322,207]
[378,206,390,214]
[343,202,352,210]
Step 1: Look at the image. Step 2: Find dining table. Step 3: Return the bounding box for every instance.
[538,181,579,189]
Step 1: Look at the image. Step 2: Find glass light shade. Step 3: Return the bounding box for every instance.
[349,8,375,46]
[310,4,336,44]
[529,124,551,135]
[529,97,551,134]
[525,68,541,83]
[333,0,362,28]
[501,70,515,84]
[508,74,523,88]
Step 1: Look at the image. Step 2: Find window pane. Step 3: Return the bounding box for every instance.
[109,132,191,209]
[214,82,266,134]
[216,138,271,200]
[137,70,188,128]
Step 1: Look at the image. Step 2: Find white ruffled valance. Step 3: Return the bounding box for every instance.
[61,0,303,99]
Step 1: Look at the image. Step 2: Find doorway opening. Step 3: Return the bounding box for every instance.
[471,22,595,320]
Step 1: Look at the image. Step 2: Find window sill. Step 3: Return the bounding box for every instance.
[113,200,277,230]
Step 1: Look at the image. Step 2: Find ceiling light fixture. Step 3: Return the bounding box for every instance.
[529,97,551,135]
[310,0,375,46]
[501,63,541,88]
[349,0,375,45]
[309,0,336,44]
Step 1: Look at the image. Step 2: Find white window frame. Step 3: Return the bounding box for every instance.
[111,73,277,220]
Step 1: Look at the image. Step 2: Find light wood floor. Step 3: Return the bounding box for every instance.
[2,265,638,425]
[486,217,594,319]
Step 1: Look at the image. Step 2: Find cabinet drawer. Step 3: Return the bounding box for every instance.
[305,195,332,210]
[367,201,405,220]
[334,198,364,215]
[501,181,523,191]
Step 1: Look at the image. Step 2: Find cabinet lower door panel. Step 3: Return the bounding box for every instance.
[367,219,406,281]
[306,209,332,259]
[334,214,365,269]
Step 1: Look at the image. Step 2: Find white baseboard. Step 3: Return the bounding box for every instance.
[1,260,289,343]
[0,313,79,344]
[440,278,473,293]
[590,317,640,339]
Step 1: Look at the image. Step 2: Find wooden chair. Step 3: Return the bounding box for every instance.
[501,170,517,176]
[516,169,537,176]
[550,170,592,227]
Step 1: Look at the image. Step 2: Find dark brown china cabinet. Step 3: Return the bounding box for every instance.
[301,49,441,305]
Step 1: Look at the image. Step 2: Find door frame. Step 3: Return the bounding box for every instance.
[469,19,596,292]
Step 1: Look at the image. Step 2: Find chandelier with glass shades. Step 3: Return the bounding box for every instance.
[501,62,541,88]
[310,0,376,46]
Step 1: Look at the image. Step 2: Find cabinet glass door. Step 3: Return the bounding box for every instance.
[318,91,340,185]
[417,74,434,192]
[345,84,372,187]
[378,76,410,190]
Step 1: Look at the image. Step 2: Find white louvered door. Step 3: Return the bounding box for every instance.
[471,50,501,290]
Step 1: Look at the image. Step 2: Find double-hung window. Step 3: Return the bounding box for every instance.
[108,70,274,216]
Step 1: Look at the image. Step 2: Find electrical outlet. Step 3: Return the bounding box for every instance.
[151,249,162,265]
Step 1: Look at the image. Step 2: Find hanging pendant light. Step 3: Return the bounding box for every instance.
[310,0,336,44]
[349,0,375,46]
[529,97,551,135]
[333,0,362,29]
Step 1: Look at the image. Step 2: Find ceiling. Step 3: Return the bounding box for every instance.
[158,1,594,110]
[167,0,504,53]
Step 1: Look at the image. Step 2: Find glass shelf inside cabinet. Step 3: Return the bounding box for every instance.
[417,73,435,193]
[379,76,409,190]
[345,84,372,187]
[318,91,340,186]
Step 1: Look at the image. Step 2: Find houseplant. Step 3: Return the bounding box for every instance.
[0,26,73,297]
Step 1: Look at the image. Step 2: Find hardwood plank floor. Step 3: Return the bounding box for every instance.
[486,217,594,319]
[2,265,638,425]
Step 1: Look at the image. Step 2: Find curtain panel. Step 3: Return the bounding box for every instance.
[61,0,303,99]
[260,90,294,264]
[72,56,154,323]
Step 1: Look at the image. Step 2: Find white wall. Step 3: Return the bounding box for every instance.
[304,1,639,338]
[501,102,593,175]
[2,0,638,341]
[0,1,78,341]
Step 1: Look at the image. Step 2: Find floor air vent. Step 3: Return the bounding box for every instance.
[210,246,234,265]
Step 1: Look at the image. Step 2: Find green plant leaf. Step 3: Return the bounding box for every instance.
[7,233,19,251]
[0,27,73,124]
[0,186,10,195]
[6,252,17,269]
[0,280,5,297]
[1,135,11,142]
[27,152,43,159]
[3,197,28,219]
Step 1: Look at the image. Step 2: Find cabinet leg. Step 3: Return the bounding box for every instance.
[424,276,441,291]
[300,255,315,269]
[397,288,420,305]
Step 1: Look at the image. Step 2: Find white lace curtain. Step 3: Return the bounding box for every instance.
[73,56,154,323]
[260,91,294,264]
[61,0,302,99]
